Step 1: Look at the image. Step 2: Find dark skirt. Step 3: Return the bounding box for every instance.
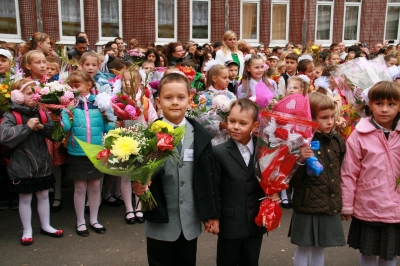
[288,211,346,247]
[68,155,104,180]
[348,217,400,260]
[9,175,55,194]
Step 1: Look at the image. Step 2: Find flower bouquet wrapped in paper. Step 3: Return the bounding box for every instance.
[128,49,145,63]
[254,110,319,232]
[111,93,141,121]
[76,120,185,211]
[32,81,79,140]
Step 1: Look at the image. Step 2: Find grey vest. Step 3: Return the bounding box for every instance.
[145,122,202,241]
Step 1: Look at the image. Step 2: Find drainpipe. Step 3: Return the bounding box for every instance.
[36,0,43,32]
[225,0,229,32]
[302,0,307,47]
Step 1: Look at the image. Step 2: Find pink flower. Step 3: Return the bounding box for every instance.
[60,96,69,104]
[63,91,74,99]
[111,95,118,103]
[40,87,50,95]
[31,93,41,102]
[124,104,137,119]
[34,86,40,93]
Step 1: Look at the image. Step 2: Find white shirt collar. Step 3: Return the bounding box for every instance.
[163,117,187,127]
[250,78,260,88]
[234,138,254,155]
[208,85,228,93]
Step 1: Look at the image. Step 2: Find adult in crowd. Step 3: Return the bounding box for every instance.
[26,32,51,55]
[114,37,130,62]
[272,46,283,58]
[67,37,88,60]
[164,42,185,66]
[285,42,294,52]
[215,30,244,77]
[369,43,383,59]
[338,42,347,60]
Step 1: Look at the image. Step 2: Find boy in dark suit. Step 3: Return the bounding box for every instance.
[133,73,220,266]
[214,98,280,266]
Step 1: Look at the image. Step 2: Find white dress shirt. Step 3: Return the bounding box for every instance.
[234,138,254,166]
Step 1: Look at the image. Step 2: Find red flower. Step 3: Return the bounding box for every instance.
[135,107,142,116]
[275,119,288,126]
[275,128,288,141]
[115,103,125,109]
[156,132,174,151]
[96,149,111,163]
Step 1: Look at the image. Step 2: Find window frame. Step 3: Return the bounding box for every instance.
[315,0,335,46]
[384,0,400,43]
[97,0,123,44]
[155,0,177,44]
[0,0,23,42]
[189,0,211,44]
[270,0,290,47]
[342,0,362,45]
[57,0,85,44]
[240,0,260,45]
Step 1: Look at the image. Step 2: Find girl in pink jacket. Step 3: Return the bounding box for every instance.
[341,81,400,266]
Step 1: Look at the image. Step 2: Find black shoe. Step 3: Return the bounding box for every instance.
[102,196,122,207]
[125,212,136,224]
[135,211,145,223]
[76,224,89,237]
[40,228,64,238]
[90,223,106,234]
[115,195,124,205]
[50,199,62,213]
[280,199,291,209]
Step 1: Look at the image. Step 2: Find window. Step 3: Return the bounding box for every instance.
[190,0,210,43]
[385,0,400,42]
[270,0,290,45]
[0,0,22,41]
[343,0,361,44]
[98,0,122,40]
[315,0,334,45]
[156,0,177,42]
[58,0,84,43]
[240,0,260,44]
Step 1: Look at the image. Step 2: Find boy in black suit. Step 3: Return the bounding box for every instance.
[214,99,280,266]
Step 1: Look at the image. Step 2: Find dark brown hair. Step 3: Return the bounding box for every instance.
[230,98,258,122]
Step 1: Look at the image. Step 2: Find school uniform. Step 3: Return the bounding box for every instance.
[214,137,266,266]
[227,79,238,95]
[144,117,220,266]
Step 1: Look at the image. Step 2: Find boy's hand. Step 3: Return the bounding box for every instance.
[268,193,282,203]
[27,118,40,131]
[49,112,60,122]
[341,214,352,221]
[204,219,219,235]
[132,181,151,196]
[299,146,314,163]
[220,122,227,130]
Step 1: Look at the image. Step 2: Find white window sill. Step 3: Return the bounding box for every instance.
[0,36,25,43]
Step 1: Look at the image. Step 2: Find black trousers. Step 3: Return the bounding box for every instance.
[147,232,198,266]
[217,234,263,266]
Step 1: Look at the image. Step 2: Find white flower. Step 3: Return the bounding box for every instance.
[212,95,233,112]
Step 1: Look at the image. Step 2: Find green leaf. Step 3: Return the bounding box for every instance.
[396,177,400,190]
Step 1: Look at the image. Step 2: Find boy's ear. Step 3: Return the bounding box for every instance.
[155,97,161,109]
[253,121,259,131]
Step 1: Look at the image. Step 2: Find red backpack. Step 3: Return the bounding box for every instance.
[0,110,48,164]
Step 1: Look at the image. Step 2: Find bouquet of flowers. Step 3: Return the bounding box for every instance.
[176,66,196,82]
[33,80,79,140]
[111,93,141,121]
[254,111,318,232]
[128,49,145,63]
[0,72,12,113]
[76,120,185,211]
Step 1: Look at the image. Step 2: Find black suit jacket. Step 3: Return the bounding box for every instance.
[144,117,221,223]
[214,138,266,239]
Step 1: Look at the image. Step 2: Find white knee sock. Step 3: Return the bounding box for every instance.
[378,256,397,266]
[36,189,57,233]
[309,247,325,266]
[360,254,377,266]
[281,190,288,201]
[102,174,117,201]
[121,177,134,219]
[19,193,33,239]
[74,180,87,229]
[52,166,62,206]
[88,179,102,228]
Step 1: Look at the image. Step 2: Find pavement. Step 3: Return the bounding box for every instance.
[0,183,394,266]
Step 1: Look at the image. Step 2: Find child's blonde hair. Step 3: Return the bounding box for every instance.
[288,76,309,96]
[12,78,36,92]
[242,54,274,98]
[277,61,286,72]
[79,51,101,66]
[68,70,96,88]
[121,69,142,97]
[21,50,44,77]
[206,64,228,88]
[46,56,61,69]
[309,92,336,120]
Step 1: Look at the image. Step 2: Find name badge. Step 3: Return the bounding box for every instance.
[183,149,194,162]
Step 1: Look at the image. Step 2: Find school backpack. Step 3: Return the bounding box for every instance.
[0,110,48,164]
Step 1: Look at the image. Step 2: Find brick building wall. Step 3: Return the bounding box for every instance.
[3,0,397,50]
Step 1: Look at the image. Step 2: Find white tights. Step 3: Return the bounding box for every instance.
[120,177,142,219]
[294,246,325,266]
[19,189,57,239]
[360,254,397,266]
[74,179,103,229]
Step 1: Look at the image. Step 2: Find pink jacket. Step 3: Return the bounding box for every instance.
[341,117,400,223]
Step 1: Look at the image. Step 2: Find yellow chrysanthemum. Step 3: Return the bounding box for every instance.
[150,121,174,134]
[311,45,319,52]
[105,128,123,139]
[111,136,140,162]
[4,93,10,98]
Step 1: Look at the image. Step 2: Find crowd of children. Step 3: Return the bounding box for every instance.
[0,30,400,266]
